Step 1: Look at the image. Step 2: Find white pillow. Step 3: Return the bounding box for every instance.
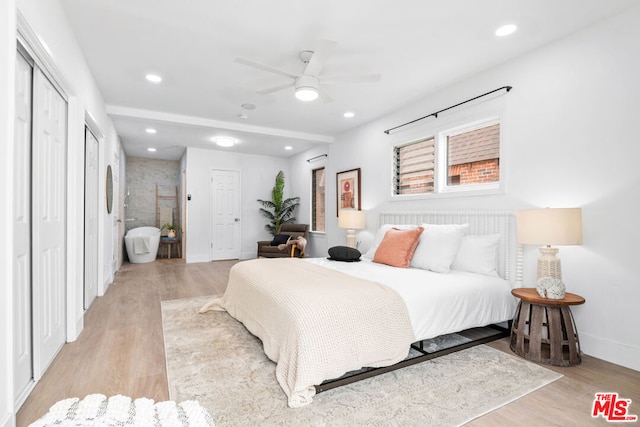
[410,223,469,273]
[451,234,501,276]
[362,224,417,259]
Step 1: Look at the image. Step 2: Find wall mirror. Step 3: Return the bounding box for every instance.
[106,165,113,214]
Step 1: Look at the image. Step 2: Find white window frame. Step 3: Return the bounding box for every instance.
[391,111,505,201]
[310,167,326,233]
[436,116,502,194]
[393,136,436,196]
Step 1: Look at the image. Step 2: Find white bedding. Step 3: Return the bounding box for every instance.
[201,255,517,408]
[304,257,517,342]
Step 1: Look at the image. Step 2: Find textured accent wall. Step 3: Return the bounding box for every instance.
[125,157,180,232]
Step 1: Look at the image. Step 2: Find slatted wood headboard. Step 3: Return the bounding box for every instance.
[378,210,523,287]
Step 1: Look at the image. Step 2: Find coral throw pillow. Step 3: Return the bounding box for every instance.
[373,227,424,268]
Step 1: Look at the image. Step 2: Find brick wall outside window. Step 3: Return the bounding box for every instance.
[449,158,500,185]
[447,122,500,186]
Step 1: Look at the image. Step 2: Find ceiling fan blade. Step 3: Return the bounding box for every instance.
[321,74,382,84]
[318,88,332,103]
[257,82,294,95]
[235,57,298,80]
[303,39,338,76]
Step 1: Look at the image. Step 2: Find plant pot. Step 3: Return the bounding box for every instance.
[168,230,176,239]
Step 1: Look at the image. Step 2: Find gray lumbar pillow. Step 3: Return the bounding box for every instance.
[328,246,361,262]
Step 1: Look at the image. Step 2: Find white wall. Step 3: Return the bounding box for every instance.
[1,0,120,421]
[185,147,291,262]
[290,7,640,371]
[16,0,120,335]
[0,0,16,424]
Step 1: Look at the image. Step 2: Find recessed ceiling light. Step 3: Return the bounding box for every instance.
[238,114,248,119]
[284,146,293,150]
[147,147,157,152]
[495,24,517,37]
[241,103,257,110]
[145,128,157,134]
[344,111,355,118]
[145,73,163,83]
[213,136,237,147]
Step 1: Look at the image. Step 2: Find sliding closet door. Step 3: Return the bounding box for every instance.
[31,67,67,378]
[13,50,34,405]
[84,127,99,309]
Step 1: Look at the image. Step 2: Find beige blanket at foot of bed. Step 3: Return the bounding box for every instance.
[200,258,415,408]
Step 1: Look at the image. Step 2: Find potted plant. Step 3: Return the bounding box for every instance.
[257,171,300,237]
[162,223,178,239]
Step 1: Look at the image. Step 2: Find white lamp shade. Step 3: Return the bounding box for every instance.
[517,208,583,246]
[338,210,366,230]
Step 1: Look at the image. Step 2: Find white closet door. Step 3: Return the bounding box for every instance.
[32,67,67,378]
[210,170,241,260]
[84,127,99,309]
[13,51,34,406]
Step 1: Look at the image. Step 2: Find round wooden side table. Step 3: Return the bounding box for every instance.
[510,287,585,366]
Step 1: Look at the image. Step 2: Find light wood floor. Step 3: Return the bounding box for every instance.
[17,259,640,426]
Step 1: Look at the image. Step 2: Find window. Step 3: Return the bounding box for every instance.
[311,167,325,232]
[444,121,500,189]
[393,118,501,196]
[393,137,435,195]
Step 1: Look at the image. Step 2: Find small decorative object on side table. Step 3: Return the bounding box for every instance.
[510,287,585,366]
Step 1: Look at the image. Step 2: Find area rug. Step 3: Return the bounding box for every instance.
[162,295,562,427]
[29,394,214,426]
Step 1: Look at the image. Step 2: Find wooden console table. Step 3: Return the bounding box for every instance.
[510,287,585,366]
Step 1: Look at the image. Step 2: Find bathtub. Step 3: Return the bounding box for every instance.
[125,226,161,263]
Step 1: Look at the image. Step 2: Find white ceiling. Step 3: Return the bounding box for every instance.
[60,0,636,161]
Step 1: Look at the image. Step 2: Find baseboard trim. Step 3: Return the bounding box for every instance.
[69,314,84,343]
[581,332,640,372]
[185,254,210,264]
[1,412,13,427]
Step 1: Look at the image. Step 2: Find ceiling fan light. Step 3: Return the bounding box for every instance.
[295,86,319,101]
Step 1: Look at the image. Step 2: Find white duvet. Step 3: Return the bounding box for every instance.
[305,258,517,342]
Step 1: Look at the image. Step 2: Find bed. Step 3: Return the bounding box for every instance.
[200,210,523,408]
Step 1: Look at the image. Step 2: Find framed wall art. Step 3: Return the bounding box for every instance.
[336,168,361,216]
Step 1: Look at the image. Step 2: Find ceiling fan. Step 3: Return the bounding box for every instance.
[235,39,381,102]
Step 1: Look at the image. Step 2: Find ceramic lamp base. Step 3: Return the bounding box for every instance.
[345,229,357,249]
[537,246,562,281]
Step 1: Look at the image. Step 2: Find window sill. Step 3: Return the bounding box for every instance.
[390,186,504,202]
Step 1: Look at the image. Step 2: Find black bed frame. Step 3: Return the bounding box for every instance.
[315,323,511,394]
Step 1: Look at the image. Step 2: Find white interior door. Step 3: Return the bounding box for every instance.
[84,126,99,309]
[210,170,241,260]
[32,67,67,378]
[13,50,34,407]
[182,170,187,259]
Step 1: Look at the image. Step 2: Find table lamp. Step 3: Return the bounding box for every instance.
[338,210,366,249]
[517,207,583,282]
